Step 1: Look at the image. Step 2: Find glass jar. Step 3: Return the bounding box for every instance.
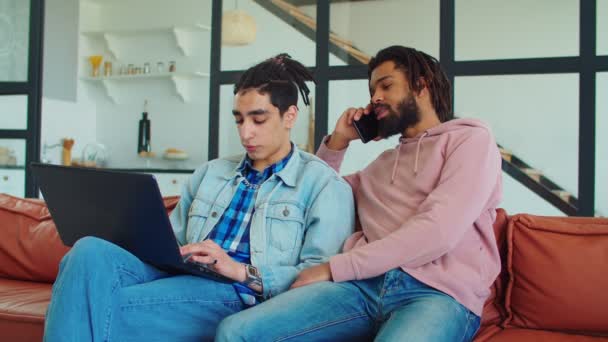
[103,61,112,77]
[157,62,165,73]
[143,62,151,74]
[169,61,176,72]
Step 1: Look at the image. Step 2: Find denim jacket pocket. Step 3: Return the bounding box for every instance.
[266,202,305,252]
[186,198,213,243]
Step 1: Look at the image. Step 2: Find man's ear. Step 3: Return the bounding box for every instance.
[415,78,429,99]
[283,105,298,129]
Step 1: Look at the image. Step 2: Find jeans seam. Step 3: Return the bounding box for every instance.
[119,299,243,310]
[274,312,368,342]
[116,265,145,284]
[458,311,475,342]
[103,271,122,342]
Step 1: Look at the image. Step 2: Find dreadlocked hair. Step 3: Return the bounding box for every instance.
[368,46,453,122]
[234,53,316,115]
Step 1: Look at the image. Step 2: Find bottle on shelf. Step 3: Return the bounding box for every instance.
[137,100,152,155]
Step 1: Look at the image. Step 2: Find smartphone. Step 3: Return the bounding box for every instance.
[352,110,379,143]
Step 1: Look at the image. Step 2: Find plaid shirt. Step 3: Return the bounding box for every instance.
[207,147,293,305]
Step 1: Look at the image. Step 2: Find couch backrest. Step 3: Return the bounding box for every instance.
[0,193,180,283]
[502,214,608,336]
[479,210,608,338]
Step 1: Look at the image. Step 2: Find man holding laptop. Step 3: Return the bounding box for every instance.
[42,54,355,341]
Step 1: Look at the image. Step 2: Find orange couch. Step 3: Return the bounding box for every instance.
[475,209,608,341]
[0,193,607,341]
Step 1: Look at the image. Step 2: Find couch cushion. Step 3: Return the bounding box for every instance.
[0,194,69,282]
[479,208,509,328]
[504,214,608,335]
[473,324,503,342]
[482,328,608,341]
[0,278,50,342]
[0,193,181,283]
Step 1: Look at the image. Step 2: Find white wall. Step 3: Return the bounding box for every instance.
[43,0,79,101]
[40,97,97,164]
[454,74,579,197]
[455,0,579,60]
[301,0,440,61]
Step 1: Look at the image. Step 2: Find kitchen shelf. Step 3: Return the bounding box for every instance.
[81,72,210,103]
[81,24,211,58]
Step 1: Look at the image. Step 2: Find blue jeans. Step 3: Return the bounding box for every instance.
[216,268,480,342]
[44,237,246,342]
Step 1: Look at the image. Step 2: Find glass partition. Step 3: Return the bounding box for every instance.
[454,73,579,198]
[0,0,30,81]
[221,0,317,70]
[0,95,28,129]
[302,0,439,66]
[599,0,608,55]
[596,72,607,216]
[455,0,579,60]
[0,138,25,197]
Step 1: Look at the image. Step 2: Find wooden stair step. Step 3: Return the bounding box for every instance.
[552,190,571,202]
[498,147,512,162]
[522,168,542,182]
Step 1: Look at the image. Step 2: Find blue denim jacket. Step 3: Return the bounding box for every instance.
[169,146,355,299]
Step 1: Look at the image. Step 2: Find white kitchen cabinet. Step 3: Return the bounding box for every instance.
[79,19,210,104]
[0,169,25,198]
[80,72,209,103]
[148,172,190,197]
[81,24,211,59]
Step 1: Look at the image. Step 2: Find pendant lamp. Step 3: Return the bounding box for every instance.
[222,0,256,46]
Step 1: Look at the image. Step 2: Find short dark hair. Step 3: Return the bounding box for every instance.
[368,46,453,122]
[234,53,316,115]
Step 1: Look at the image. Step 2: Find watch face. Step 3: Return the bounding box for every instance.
[247,264,260,277]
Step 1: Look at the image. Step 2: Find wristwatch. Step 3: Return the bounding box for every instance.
[243,264,263,294]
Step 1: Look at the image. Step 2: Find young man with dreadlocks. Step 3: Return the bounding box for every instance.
[43,54,354,341]
[216,46,503,341]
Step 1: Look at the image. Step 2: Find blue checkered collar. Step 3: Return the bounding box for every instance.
[230,143,298,187]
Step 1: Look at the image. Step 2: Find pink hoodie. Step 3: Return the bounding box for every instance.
[317,118,503,316]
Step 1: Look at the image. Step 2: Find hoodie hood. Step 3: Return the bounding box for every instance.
[391,118,491,183]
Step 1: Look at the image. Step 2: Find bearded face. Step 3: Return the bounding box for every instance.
[376,93,421,138]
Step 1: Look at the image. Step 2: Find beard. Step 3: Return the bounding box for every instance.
[376,95,421,138]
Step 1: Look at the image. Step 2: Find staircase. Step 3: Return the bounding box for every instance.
[255,0,369,65]
[254,0,579,216]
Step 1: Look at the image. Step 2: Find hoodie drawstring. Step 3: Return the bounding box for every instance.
[391,132,429,184]
[414,132,429,175]
[390,142,402,184]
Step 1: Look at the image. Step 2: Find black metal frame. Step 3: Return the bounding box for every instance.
[0,0,44,198]
[205,0,605,216]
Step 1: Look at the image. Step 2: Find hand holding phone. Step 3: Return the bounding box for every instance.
[352,110,379,143]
